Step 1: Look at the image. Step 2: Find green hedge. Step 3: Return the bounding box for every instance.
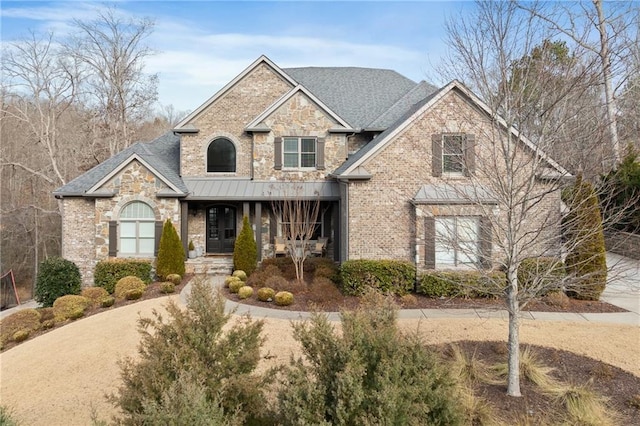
[418,271,506,298]
[339,260,416,296]
[35,257,82,307]
[517,257,566,296]
[94,259,152,294]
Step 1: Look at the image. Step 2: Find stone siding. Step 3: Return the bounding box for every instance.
[61,198,96,285]
[180,63,293,177]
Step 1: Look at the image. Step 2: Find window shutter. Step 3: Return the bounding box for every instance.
[425,217,436,269]
[274,137,282,170]
[465,134,476,176]
[316,138,325,170]
[108,221,117,257]
[432,134,442,177]
[154,221,163,255]
[479,216,493,269]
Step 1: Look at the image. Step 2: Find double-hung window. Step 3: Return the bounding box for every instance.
[442,134,465,175]
[119,201,155,256]
[283,137,316,168]
[435,216,479,267]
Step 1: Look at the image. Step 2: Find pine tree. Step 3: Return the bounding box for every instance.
[156,219,185,280]
[233,215,257,276]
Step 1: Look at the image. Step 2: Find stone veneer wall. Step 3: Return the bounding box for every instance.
[345,89,562,269]
[61,198,96,285]
[180,63,293,178]
[605,231,640,259]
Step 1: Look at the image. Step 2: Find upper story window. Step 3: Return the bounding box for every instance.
[432,133,475,177]
[207,138,236,172]
[119,201,155,255]
[442,134,465,175]
[284,137,316,168]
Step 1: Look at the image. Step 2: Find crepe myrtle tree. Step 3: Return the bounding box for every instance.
[270,181,321,284]
[440,1,616,397]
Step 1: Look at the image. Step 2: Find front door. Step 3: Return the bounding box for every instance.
[206,206,236,253]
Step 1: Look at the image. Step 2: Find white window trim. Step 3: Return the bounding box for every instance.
[435,216,479,269]
[282,136,317,170]
[442,133,466,176]
[118,201,155,257]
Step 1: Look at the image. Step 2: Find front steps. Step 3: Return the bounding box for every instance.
[186,255,234,276]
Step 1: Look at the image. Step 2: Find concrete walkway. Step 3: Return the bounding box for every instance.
[4,253,639,325]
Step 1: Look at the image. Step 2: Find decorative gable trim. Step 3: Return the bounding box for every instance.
[244,84,352,131]
[174,55,297,130]
[338,80,570,178]
[86,154,186,197]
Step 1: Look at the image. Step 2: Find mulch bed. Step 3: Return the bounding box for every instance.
[442,341,640,425]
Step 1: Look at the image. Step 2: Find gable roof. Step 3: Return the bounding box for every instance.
[53,132,187,197]
[283,66,418,129]
[333,80,570,178]
[174,55,297,130]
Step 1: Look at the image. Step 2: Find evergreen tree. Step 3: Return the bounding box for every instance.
[233,216,257,276]
[564,176,607,300]
[156,219,185,280]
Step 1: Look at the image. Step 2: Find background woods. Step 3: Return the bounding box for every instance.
[1,8,186,297]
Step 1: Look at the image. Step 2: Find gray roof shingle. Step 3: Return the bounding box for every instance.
[283,67,418,129]
[53,132,186,197]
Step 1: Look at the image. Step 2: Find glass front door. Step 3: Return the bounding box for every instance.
[207,206,236,253]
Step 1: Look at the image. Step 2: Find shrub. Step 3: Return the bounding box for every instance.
[53,295,90,321]
[81,286,110,307]
[229,280,244,294]
[160,281,176,294]
[166,273,182,285]
[109,277,267,425]
[0,405,20,426]
[265,275,288,291]
[238,286,254,299]
[418,271,506,298]
[246,265,282,288]
[114,276,147,300]
[0,309,41,345]
[599,146,640,233]
[156,219,186,280]
[35,256,82,307]
[564,176,607,300]
[224,276,242,288]
[94,259,152,294]
[125,289,144,300]
[233,216,257,276]
[274,291,294,306]
[400,293,418,308]
[42,319,56,329]
[232,270,247,281]
[12,329,30,342]
[257,287,275,302]
[275,290,463,425]
[101,296,115,308]
[38,307,55,322]
[307,277,344,307]
[518,257,566,297]
[314,265,339,283]
[261,257,298,281]
[340,259,416,296]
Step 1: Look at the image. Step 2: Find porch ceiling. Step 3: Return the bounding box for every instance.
[183,178,340,201]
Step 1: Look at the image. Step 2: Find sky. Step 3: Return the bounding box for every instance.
[1,1,475,113]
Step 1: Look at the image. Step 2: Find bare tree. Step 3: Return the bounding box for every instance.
[271,182,321,283]
[67,6,158,157]
[519,0,639,167]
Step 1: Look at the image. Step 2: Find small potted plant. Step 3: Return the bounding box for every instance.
[188,240,196,259]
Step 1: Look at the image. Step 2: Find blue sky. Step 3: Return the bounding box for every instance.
[1,1,474,113]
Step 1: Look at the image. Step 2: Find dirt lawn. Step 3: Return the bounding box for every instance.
[1,294,638,426]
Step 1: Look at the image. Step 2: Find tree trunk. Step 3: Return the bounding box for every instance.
[594,0,620,165]
[506,268,522,397]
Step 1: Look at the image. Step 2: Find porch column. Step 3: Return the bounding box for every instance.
[243,202,250,219]
[181,201,188,258]
[254,202,262,261]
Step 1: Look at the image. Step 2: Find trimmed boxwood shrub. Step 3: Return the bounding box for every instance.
[166,273,182,285]
[257,287,275,302]
[274,291,294,306]
[101,296,115,308]
[229,280,244,293]
[81,286,110,307]
[156,219,185,280]
[53,295,90,321]
[233,216,258,276]
[418,271,506,298]
[0,309,41,345]
[35,257,82,307]
[94,259,152,294]
[114,276,147,300]
[517,257,566,296]
[232,270,247,281]
[160,281,176,294]
[238,286,254,299]
[340,260,416,296]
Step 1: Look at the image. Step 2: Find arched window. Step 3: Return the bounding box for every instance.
[207,138,236,172]
[119,201,155,255]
